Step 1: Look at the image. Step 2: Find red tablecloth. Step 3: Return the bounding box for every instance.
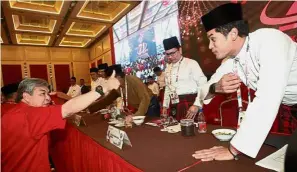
[49,114,276,172]
[50,125,141,172]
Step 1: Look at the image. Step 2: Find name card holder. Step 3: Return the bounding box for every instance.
[106,125,132,149]
[73,114,87,126]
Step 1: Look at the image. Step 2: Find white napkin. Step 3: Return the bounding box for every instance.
[255,144,287,172]
[145,122,158,127]
[108,120,124,125]
[166,123,181,133]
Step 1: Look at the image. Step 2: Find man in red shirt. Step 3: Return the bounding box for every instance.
[1,82,19,115]
[1,77,119,171]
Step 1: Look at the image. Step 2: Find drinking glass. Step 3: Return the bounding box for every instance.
[161,114,170,130]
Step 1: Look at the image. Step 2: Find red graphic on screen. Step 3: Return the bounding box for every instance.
[260,1,297,32]
[230,0,247,5]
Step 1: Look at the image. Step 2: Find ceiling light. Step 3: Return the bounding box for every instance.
[9,0,65,15]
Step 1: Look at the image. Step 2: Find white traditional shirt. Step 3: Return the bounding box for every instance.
[148,82,160,96]
[200,28,297,158]
[163,57,207,108]
[91,77,107,91]
[66,84,81,98]
[157,72,166,89]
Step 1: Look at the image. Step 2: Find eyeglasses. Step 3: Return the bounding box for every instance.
[164,50,178,57]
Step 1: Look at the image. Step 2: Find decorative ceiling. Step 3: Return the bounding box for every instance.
[1,0,139,48]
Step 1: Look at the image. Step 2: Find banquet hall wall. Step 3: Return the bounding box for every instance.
[89,31,114,69]
[2,1,297,89]
[0,33,113,91]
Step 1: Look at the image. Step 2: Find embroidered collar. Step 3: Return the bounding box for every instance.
[233,36,249,62]
[172,56,184,67]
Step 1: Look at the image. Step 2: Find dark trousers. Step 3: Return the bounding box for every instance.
[146,96,161,117]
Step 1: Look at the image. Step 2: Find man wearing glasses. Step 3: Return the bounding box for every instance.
[162,36,207,121]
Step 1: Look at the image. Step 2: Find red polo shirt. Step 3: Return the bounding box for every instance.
[1,102,17,116]
[1,102,66,172]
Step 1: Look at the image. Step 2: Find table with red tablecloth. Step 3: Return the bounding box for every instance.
[49,114,276,172]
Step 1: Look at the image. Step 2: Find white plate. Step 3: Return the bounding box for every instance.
[99,109,109,114]
[115,123,125,127]
[168,129,179,133]
[145,122,158,127]
[212,129,236,141]
[160,128,168,132]
[108,120,119,125]
[132,116,146,120]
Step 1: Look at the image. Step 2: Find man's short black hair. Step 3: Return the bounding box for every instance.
[1,82,19,99]
[80,78,84,81]
[71,77,76,81]
[215,20,249,37]
[106,69,125,78]
[153,67,161,73]
[115,71,125,78]
[90,67,98,73]
[147,76,153,79]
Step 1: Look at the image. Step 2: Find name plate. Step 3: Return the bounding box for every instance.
[237,111,246,129]
[73,114,87,126]
[106,125,132,149]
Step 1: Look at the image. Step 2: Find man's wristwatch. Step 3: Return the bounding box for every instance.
[228,145,240,160]
[95,86,105,96]
[209,83,217,94]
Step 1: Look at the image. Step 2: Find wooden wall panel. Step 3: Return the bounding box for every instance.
[1,46,25,61]
[50,48,72,61]
[73,62,91,85]
[103,51,112,66]
[89,51,112,69]
[90,56,101,68]
[90,46,96,60]
[95,42,103,58]
[25,47,49,61]
[102,36,111,52]
[72,49,89,62]
[89,34,113,66]
[1,32,114,89]
[89,34,113,67]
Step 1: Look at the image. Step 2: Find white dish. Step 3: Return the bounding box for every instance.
[115,123,125,127]
[108,120,119,125]
[132,116,146,120]
[145,122,158,127]
[212,129,236,141]
[133,116,145,126]
[160,128,168,132]
[99,109,109,114]
[134,120,145,126]
[168,129,179,133]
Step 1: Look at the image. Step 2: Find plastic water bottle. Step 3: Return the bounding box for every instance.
[197,108,207,133]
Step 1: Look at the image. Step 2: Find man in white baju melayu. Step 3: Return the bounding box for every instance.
[192,3,297,161]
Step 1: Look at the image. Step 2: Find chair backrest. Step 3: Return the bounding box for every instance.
[219,98,249,127]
